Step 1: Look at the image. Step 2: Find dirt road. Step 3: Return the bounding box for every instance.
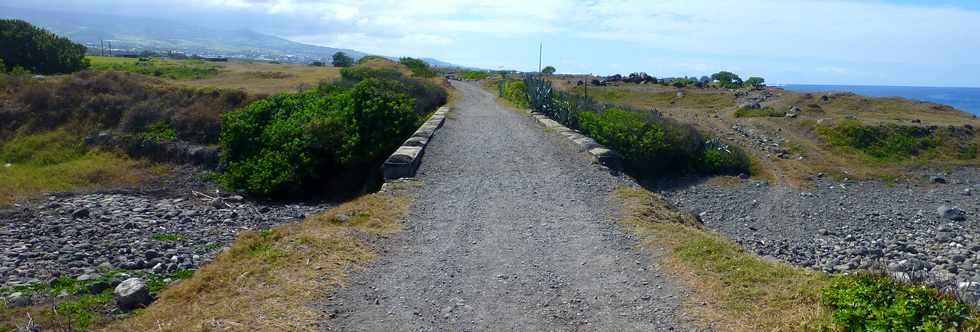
[322,81,689,331]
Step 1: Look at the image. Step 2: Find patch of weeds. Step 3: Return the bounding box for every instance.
[139,121,177,143]
[822,273,976,331]
[734,106,784,118]
[816,119,941,161]
[141,270,195,295]
[150,233,186,242]
[55,292,113,330]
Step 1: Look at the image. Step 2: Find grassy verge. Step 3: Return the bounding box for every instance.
[104,183,413,331]
[616,186,979,331]
[0,130,167,207]
[614,186,832,331]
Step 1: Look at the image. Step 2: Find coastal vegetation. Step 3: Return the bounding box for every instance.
[499,77,752,178]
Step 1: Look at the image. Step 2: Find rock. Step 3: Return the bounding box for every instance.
[226,195,245,202]
[964,188,973,196]
[5,292,31,307]
[333,213,351,223]
[72,208,90,219]
[738,173,749,180]
[938,205,967,221]
[930,175,947,184]
[114,278,152,311]
[87,280,111,294]
[211,198,227,209]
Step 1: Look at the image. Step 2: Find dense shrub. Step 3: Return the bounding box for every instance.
[221,67,444,197]
[578,108,717,175]
[822,274,974,331]
[398,57,436,78]
[339,67,447,116]
[498,80,529,108]
[0,19,89,74]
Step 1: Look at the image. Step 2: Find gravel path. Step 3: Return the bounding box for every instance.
[322,81,689,331]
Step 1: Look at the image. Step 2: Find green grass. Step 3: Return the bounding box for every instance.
[459,70,490,80]
[87,56,220,80]
[0,130,165,207]
[150,233,186,242]
[814,119,961,161]
[734,106,785,118]
[0,269,196,331]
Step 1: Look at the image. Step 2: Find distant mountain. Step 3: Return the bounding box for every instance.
[0,6,369,63]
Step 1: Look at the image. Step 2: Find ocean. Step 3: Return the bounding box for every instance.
[781,84,980,116]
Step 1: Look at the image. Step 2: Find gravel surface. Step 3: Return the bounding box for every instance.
[0,167,328,289]
[322,81,690,331]
[658,168,980,301]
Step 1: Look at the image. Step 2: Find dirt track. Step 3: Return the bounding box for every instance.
[321,81,689,331]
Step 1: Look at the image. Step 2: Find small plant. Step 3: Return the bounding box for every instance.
[140,121,178,142]
[150,233,186,241]
[822,274,975,331]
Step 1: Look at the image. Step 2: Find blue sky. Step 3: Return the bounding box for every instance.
[6,0,980,87]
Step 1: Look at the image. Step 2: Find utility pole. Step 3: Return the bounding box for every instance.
[538,43,542,73]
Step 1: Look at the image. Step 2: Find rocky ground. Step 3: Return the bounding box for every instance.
[656,167,980,301]
[0,166,329,291]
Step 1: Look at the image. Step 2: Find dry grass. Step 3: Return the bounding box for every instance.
[614,187,833,331]
[105,183,413,331]
[169,60,341,96]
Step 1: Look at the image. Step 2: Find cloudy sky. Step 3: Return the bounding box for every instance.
[5,0,980,86]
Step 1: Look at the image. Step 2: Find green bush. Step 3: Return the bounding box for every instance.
[699,143,752,175]
[398,57,436,78]
[816,119,939,160]
[822,274,974,331]
[220,72,436,197]
[0,19,89,74]
[498,80,529,108]
[577,108,714,175]
[339,66,447,117]
[332,52,354,68]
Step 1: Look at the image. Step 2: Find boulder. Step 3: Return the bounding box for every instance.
[937,205,967,221]
[5,292,32,308]
[114,278,152,311]
[71,208,90,219]
[929,175,947,184]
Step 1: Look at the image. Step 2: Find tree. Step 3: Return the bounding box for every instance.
[0,19,89,75]
[711,71,743,89]
[541,66,556,75]
[332,52,354,67]
[744,77,766,88]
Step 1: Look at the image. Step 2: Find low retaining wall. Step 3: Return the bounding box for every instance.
[527,112,624,172]
[382,106,450,180]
